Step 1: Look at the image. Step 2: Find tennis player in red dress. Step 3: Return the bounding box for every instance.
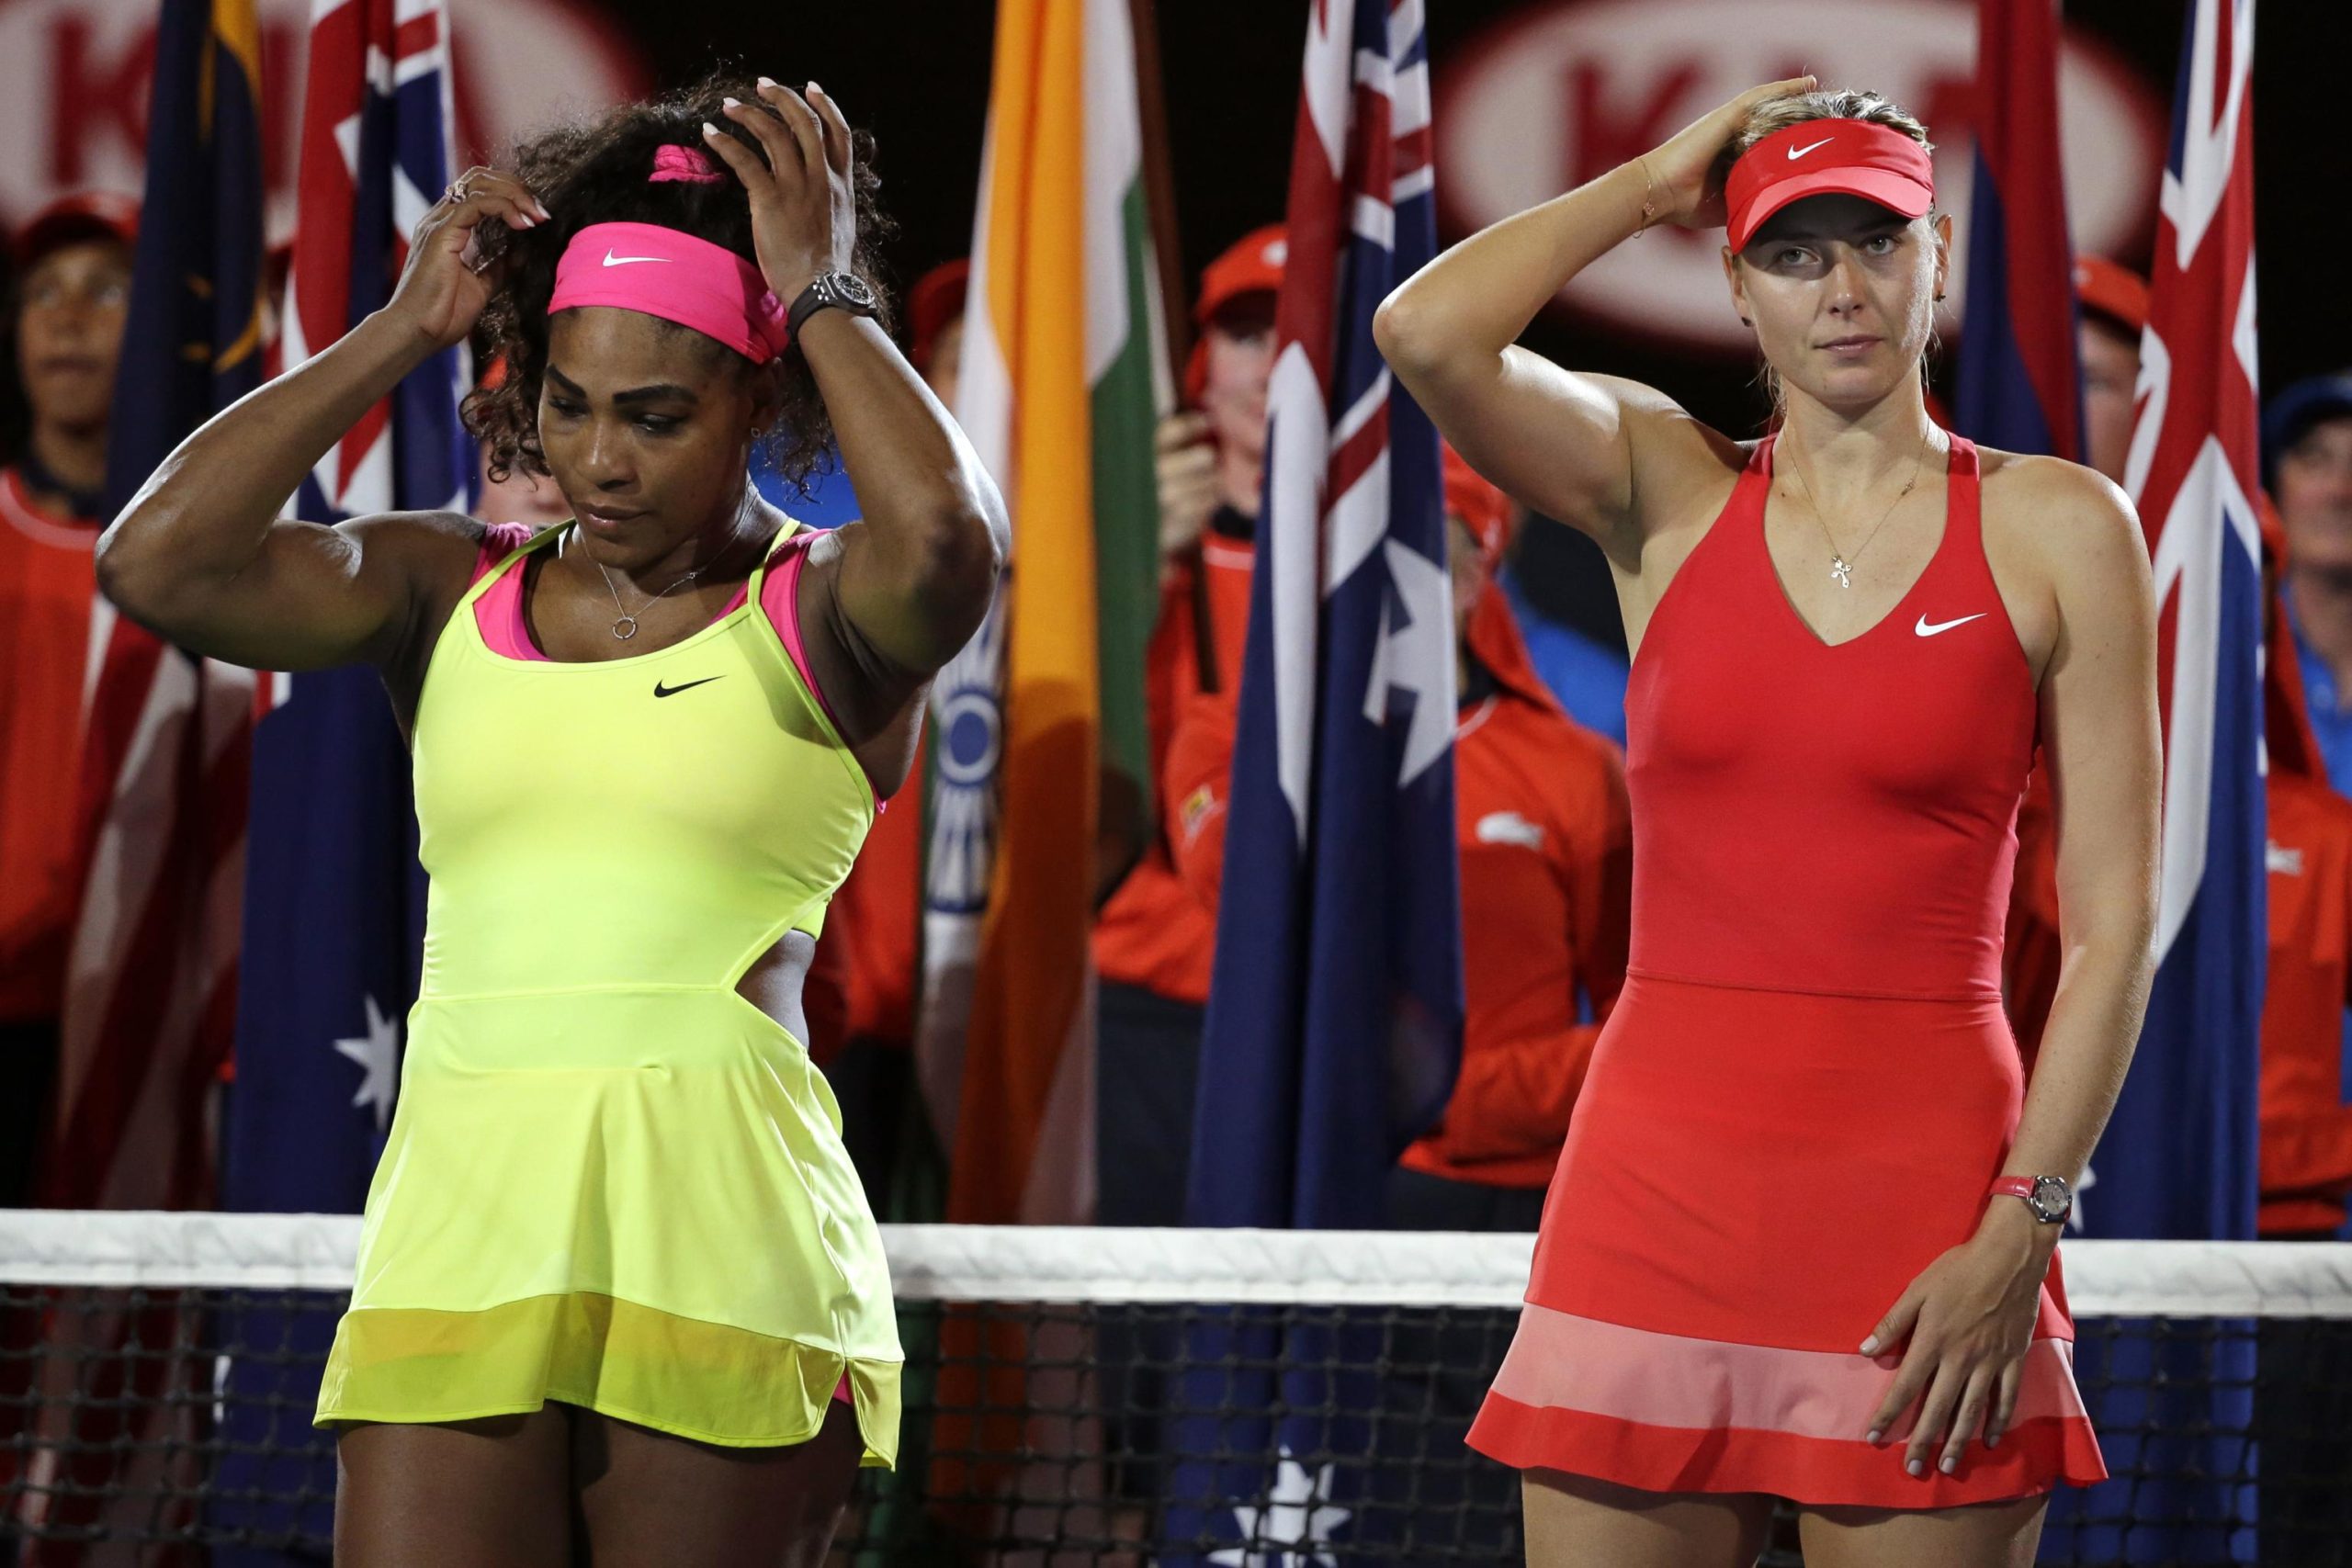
[1377,80,2159,1567]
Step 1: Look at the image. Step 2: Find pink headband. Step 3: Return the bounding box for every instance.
[548,220,789,364]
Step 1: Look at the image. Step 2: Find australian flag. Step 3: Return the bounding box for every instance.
[1954,0,2083,460]
[2043,3,2264,1562]
[1163,2,1462,1561]
[210,2,471,1558]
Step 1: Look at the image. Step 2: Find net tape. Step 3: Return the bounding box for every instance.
[3,1213,2349,1563]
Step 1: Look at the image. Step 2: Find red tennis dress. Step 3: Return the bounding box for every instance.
[1467,434,2108,1506]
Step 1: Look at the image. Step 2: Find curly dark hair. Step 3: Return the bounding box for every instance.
[464,70,895,491]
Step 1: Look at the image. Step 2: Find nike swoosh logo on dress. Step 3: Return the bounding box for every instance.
[653,676,723,698]
[603,251,671,266]
[1915,613,1988,637]
[1787,137,1834,160]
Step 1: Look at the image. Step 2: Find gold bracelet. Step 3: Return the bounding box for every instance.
[1633,157,1661,237]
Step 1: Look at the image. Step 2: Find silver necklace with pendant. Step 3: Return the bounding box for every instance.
[1782,434,1930,589]
[578,531,712,640]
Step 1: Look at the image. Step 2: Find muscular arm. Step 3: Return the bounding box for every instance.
[1372,164,1714,556]
[92,310,481,672]
[1371,79,1811,558]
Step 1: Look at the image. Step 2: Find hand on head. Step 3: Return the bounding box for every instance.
[1637,76,1820,231]
[701,79,859,308]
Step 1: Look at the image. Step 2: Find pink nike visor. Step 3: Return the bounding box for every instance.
[1724,119,1936,253]
[548,220,790,364]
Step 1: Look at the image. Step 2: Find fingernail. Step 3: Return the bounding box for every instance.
[808,80,822,96]
[1906,1459,1924,1477]
[723,96,741,108]
[1865,1428,1883,1445]
[1859,1337,1878,1355]
[515,214,536,228]
[702,120,720,137]
[1939,1456,1956,1474]
[757,76,775,89]
[1985,1433,2001,1449]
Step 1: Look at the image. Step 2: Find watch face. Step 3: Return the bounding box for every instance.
[831,273,877,310]
[2030,1176,2071,1221]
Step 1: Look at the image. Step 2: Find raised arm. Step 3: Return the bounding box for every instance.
[94,170,548,673]
[705,82,1004,712]
[1372,78,1813,552]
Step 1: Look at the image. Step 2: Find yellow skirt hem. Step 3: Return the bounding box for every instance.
[316,1291,901,1469]
[314,1393,896,1468]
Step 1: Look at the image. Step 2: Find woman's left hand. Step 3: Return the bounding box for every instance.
[1861,1206,2055,1476]
[701,78,857,307]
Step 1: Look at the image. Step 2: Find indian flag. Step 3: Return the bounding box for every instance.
[918,0,1166,1227]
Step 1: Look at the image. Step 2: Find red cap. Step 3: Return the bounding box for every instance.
[1195,225,1286,324]
[1184,225,1287,405]
[1442,446,1513,565]
[13,191,139,271]
[908,258,970,372]
[1724,120,1934,253]
[2073,254,2149,335]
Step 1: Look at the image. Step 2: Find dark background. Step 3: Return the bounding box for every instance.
[612,0,2349,430]
[599,0,2346,642]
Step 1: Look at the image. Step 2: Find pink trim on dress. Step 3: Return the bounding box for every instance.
[760,532,850,735]
[469,526,778,663]
[1487,1300,2088,1445]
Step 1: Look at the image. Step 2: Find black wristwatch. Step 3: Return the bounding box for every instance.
[786,272,880,342]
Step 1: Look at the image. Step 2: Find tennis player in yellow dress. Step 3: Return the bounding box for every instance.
[93,75,1002,1565]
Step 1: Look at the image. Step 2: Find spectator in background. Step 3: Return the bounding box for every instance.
[2072,255,2150,490]
[2272,372,2352,785]
[1158,448,1632,1551]
[0,193,136,1206]
[1091,224,1283,1233]
[470,353,574,531]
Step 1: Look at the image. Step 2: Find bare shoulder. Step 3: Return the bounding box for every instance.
[1602,376,1748,529]
[1975,448,2150,598]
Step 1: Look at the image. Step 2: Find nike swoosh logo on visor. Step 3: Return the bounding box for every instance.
[1915,613,1988,637]
[603,251,671,266]
[1787,137,1835,160]
[653,676,723,698]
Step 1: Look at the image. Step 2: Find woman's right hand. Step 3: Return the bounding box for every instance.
[385,166,550,351]
[1638,76,1817,231]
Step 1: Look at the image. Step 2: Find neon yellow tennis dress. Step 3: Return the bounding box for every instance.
[315,521,901,1464]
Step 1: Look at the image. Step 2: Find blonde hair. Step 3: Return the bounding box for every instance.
[1715,88,1940,417]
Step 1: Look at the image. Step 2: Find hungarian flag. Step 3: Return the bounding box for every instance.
[1954,0,2082,459]
[208,0,471,1556]
[2045,1,2264,1561]
[916,0,1165,1230]
[1164,0,1461,1557]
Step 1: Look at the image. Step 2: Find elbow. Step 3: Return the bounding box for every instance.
[925,492,1006,611]
[92,505,171,623]
[1372,287,1434,376]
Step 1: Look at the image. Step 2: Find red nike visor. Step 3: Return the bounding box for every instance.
[1724,118,1936,253]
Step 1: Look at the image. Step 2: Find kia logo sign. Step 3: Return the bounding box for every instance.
[0,0,648,241]
[1433,0,2165,353]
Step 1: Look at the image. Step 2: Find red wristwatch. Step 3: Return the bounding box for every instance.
[1988,1174,2073,1224]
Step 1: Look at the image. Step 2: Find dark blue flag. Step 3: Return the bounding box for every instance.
[1162,3,1463,1561]
[210,2,470,1558]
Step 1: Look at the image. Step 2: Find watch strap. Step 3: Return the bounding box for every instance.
[786,273,876,344]
[1986,1176,2038,1203]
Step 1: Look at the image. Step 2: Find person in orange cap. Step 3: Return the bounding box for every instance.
[0,191,138,1206]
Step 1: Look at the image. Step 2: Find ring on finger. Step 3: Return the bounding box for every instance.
[447,175,474,203]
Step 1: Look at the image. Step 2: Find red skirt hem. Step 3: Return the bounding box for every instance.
[1467,1394,2109,1509]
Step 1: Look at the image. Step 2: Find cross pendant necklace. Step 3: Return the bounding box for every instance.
[1783,434,1931,592]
